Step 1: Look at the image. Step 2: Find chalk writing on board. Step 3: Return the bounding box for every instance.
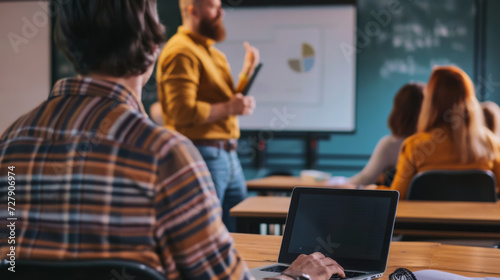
[381,20,468,53]
[380,55,454,78]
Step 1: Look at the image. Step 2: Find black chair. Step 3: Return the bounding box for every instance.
[0,259,166,280]
[407,169,498,202]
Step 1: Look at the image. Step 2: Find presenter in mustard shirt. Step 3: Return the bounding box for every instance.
[157,0,259,231]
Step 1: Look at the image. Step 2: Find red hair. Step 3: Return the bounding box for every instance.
[417,66,494,163]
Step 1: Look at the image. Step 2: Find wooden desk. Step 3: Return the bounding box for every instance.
[231,233,500,279]
[230,197,500,238]
[246,176,330,192]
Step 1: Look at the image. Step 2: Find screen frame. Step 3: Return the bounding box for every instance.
[218,4,357,133]
[278,187,399,271]
[222,0,356,7]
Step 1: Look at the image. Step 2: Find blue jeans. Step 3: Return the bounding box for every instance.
[195,145,247,232]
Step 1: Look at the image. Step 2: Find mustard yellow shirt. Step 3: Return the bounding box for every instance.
[387,127,500,199]
[156,26,246,140]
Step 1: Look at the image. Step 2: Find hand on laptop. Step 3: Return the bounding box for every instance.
[283,252,345,280]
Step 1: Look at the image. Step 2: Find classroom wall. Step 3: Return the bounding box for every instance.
[239,0,480,179]
[485,0,500,105]
[7,1,500,180]
[0,1,50,133]
[126,0,500,179]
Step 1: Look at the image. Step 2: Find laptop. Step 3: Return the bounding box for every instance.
[251,187,399,280]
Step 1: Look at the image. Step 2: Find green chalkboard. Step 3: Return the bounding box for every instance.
[141,0,182,115]
[49,0,489,175]
[485,0,500,104]
[323,0,478,157]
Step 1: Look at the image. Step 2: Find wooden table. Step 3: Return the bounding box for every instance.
[231,233,500,279]
[246,176,330,192]
[230,196,500,238]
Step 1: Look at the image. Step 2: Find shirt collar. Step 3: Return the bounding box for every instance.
[50,77,147,116]
[178,26,215,47]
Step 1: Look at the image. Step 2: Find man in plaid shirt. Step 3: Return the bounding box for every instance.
[0,1,344,279]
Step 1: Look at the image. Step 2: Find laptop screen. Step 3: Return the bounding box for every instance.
[278,188,399,271]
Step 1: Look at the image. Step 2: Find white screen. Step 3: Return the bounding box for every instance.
[217,5,356,132]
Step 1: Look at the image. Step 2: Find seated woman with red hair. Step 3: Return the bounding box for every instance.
[383,66,500,199]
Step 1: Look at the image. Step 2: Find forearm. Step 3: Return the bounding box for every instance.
[350,136,397,186]
[206,93,254,123]
[161,80,211,126]
[349,160,387,186]
[206,101,231,123]
[349,171,376,186]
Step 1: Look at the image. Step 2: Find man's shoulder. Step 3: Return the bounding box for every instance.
[210,46,227,58]
[161,33,198,58]
[112,106,190,156]
[114,108,190,155]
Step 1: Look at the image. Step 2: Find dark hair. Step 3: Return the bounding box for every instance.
[55,0,166,77]
[388,83,424,138]
[481,101,500,135]
[483,107,495,132]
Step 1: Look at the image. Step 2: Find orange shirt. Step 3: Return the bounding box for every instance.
[156,26,247,140]
[388,127,500,199]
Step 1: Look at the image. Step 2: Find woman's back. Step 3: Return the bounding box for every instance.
[390,127,500,199]
[389,66,500,199]
[348,83,424,186]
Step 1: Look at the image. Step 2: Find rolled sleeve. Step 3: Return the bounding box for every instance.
[234,74,249,93]
[158,53,211,126]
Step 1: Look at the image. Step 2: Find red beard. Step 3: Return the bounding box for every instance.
[198,13,226,42]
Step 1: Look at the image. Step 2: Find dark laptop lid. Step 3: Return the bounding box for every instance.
[277,188,399,272]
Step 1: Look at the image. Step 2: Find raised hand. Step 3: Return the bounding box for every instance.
[241,41,260,77]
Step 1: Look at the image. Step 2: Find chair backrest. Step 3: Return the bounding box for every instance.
[407,169,498,202]
[0,259,166,280]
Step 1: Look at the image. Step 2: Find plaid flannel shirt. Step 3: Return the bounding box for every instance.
[0,77,250,280]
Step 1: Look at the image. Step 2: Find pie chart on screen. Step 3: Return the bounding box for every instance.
[288,43,315,73]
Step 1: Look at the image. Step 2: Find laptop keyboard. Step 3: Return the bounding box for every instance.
[260,265,367,279]
[260,265,289,273]
[331,271,366,279]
